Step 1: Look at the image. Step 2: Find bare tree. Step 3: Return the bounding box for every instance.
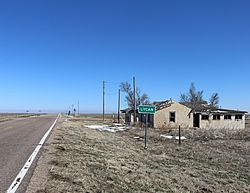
[209,92,219,108]
[180,83,205,104]
[120,81,150,109]
[180,93,189,102]
[180,83,219,110]
[180,83,206,112]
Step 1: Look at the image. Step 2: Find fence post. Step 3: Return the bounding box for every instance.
[179,125,181,145]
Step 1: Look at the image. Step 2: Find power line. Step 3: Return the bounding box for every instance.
[106,92,117,96]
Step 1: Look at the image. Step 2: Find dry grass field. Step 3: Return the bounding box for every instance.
[27,116,250,193]
[0,113,43,122]
[74,114,125,122]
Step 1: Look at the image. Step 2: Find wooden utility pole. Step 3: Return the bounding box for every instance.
[118,89,120,123]
[103,81,105,121]
[133,77,136,123]
[78,101,79,116]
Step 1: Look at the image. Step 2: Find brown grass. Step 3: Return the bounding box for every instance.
[0,113,43,122]
[32,118,250,193]
[70,114,125,122]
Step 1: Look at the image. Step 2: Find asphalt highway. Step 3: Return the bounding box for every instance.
[0,115,57,193]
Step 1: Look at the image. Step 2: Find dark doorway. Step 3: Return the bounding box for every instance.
[139,114,154,128]
[193,113,200,128]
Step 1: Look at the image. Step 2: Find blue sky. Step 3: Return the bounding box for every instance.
[0,0,249,113]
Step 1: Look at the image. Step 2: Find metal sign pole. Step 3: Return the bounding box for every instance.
[138,105,155,150]
[144,114,148,149]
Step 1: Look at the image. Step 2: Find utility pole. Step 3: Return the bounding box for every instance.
[103,80,105,122]
[133,77,136,123]
[78,101,79,116]
[118,89,120,123]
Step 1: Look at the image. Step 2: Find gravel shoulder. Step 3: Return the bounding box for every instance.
[26,118,250,193]
[25,117,64,193]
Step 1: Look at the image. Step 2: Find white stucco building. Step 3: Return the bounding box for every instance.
[122,99,247,129]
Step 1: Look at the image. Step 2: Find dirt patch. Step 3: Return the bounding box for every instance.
[26,119,250,193]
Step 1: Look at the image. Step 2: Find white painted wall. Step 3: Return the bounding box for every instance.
[154,101,193,129]
[150,100,246,129]
[200,114,245,129]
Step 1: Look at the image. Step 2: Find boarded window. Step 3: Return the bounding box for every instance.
[169,112,175,122]
[235,115,242,120]
[213,115,220,120]
[201,115,209,120]
[224,115,231,120]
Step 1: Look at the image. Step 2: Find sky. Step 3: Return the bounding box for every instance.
[0,0,249,113]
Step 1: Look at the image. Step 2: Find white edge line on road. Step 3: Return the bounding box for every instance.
[6,114,60,193]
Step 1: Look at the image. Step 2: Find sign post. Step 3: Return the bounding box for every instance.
[138,105,156,149]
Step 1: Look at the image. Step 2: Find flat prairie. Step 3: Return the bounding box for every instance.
[73,114,125,122]
[0,113,42,122]
[26,117,250,193]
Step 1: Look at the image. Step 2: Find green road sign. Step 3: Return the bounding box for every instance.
[138,105,156,114]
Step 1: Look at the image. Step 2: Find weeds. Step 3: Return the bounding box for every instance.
[34,120,250,193]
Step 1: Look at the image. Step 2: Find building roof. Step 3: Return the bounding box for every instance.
[120,108,138,114]
[212,108,248,114]
[180,102,248,114]
[152,99,174,111]
[121,100,248,114]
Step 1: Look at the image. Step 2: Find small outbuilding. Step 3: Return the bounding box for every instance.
[153,100,193,129]
[121,99,247,129]
[181,102,247,129]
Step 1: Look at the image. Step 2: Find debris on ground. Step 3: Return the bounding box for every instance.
[175,136,187,140]
[85,124,127,132]
[160,134,187,140]
[160,134,173,139]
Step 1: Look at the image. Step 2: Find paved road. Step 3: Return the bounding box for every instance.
[0,115,57,193]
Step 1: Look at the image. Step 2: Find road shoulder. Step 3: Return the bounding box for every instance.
[25,118,63,193]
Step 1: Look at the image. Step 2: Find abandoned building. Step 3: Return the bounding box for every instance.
[121,99,247,129]
[120,108,154,126]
